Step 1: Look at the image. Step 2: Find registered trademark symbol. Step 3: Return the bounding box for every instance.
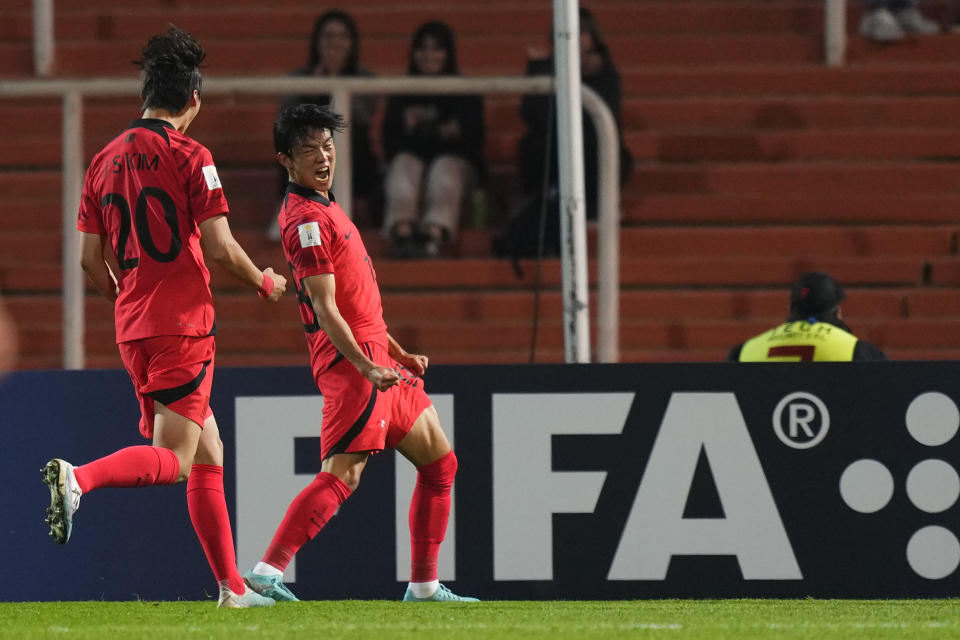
[772,391,830,449]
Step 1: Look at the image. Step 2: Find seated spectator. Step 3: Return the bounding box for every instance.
[495,6,633,259]
[860,0,940,42]
[727,272,887,362]
[381,21,485,259]
[269,9,381,238]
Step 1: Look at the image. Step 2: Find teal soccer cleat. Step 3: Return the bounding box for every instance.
[243,570,300,602]
[403,583,480,602]
[41,459,82,545]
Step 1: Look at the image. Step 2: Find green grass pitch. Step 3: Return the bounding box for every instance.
[1,600,958,639]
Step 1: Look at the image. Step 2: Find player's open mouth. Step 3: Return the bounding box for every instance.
[317,167,330,180]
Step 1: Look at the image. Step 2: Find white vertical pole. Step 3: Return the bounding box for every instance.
[825,0,846,67]
[582,88,620,363]
[32,0,54,77]
[331,89,353,219]
[62,92,84,369]
[553,0,591,363]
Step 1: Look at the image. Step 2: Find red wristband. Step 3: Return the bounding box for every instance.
[257,271,275,298]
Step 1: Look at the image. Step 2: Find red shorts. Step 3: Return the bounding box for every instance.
[316,342,432,460]
[118,335,216,439]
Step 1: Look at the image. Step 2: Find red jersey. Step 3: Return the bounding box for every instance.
[279,182,387,377]
[77,119,228,342]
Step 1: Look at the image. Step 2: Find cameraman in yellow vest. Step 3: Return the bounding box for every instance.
[727,271,887,362]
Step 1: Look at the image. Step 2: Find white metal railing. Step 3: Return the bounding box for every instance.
[825,0,847,67]
[0,75,622,366]
[31,0,54,77]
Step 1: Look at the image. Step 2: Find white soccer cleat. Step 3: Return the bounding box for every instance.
[217,584,277,608]
[42,458,82,544]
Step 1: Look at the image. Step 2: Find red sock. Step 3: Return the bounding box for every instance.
[262,471,351,571]
[186,464,245,594]
[409,450,457,583]
[73,445,180,493]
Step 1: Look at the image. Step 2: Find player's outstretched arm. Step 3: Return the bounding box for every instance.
[305,273,399,391]
[79,232,118,302]
[198,215,286,301]
[387,333,428,376]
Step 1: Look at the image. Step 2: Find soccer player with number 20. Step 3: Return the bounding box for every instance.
[41,26,285,609]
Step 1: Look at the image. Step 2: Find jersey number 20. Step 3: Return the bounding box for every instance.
[101,187,182,270]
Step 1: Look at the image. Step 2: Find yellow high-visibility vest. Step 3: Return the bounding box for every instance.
[739,320,858,362]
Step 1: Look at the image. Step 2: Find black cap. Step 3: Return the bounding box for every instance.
[790,271,845,315]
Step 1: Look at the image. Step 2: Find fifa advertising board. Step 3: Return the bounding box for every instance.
[3,362,960,601]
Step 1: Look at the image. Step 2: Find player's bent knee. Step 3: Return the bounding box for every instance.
[418,449,457,492]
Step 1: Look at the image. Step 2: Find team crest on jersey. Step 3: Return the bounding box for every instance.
[298,222,322,248]
[201,165,222,190]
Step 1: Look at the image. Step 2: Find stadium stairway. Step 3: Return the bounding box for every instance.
[3,0,960,368]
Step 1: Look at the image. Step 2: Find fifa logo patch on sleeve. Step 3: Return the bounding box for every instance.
[298,221,322,248]
[201,165,222,191]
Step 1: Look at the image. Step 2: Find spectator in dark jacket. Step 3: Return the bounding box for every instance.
[381,21,485,258]
[496,6,633,258]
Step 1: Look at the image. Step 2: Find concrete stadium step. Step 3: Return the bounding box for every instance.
[231,224,959,264]
[904,288,960,317]
[622,65,960,98]
[622,97,960,131]
[378,286,905,323]
[631,162,960,196]
[21,313,939,364]
[618,225,957,259]
[0,254,928,295]
[846,32,960,66]
[624,193,960,224]
[924,258,960,286]
[6,3,827,41]
[0,230,63,265]
[1,285,908,336]
[367,256,926,290]
[34,33,821,78]
[628,130,960,163]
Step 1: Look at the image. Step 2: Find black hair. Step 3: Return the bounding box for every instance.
[135,25,205,113]
[305,9,361,74]
[274,103,347,155]
[408,21,458,75]
[578,7,609,57]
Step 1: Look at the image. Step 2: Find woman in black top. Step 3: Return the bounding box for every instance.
[381,21,485,258]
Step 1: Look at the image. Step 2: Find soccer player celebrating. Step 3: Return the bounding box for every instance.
[41,26,285,609]
[243,104,477,603]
